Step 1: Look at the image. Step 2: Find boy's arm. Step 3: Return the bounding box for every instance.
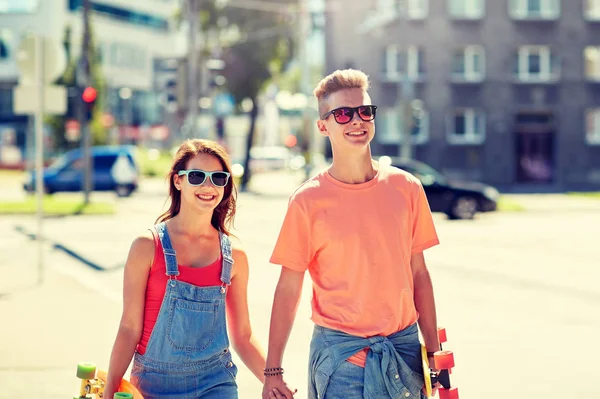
[411,251,440,354]
[409,178,440,354]
[262,266,305,399]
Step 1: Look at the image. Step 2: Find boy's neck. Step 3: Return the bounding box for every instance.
[328,147,377,184]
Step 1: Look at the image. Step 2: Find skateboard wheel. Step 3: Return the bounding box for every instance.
[76,362,97,379]
[434,350,455,370]
[114,393,134,399]
[439,387,459,399]
[437,327,447,344]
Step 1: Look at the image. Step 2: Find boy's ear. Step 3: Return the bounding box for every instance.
[317,120,329,137]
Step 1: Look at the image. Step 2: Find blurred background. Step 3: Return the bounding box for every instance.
[0,0,600,193]
[0,1,599,398]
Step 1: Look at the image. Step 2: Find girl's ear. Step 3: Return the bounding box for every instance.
[173,173,182,191]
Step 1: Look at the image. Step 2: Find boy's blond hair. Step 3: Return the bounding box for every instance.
[313,69,370,117]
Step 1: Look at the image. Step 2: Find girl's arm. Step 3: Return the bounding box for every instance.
[226,245,267,383]
[104,231,154,397]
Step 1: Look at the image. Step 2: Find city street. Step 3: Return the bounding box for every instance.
[3,0,600,398]
[1,174,599,398]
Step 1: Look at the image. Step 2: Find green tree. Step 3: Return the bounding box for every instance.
[195,1,297,190]
[46,24,107,151]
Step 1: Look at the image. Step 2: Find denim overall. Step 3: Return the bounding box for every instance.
[308,323,425,399]
[130,222,238,398]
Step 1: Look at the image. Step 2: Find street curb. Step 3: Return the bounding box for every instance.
[14,225,122,272]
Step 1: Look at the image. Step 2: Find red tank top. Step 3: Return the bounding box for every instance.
[136,228,223,355]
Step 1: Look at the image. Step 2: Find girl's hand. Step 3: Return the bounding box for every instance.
[262,375,297,399]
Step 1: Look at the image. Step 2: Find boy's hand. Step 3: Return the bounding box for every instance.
[427,355,441,396]
[262,375,297,399]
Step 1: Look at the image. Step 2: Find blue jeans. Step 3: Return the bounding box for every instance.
[320,361,365,398]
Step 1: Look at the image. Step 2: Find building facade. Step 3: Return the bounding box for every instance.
[323,0,600,190]
[0,0,182,161]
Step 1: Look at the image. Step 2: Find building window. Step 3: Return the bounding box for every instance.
[448,0,485,19]
[377,107,429,145]
[68,0,169,31]
[406,0,429,19]
[448,109,485,144]
[109,42,147,71]
[0,0,39,13]
[585,46,600,80]
[452,46,485,81]
[509,0,560,20]
[382,45,425,81]
[0,89,13,117]
[0,29,13,61]
[585,0,600,20]
[0,41,8,59]
[587,108,600,144]
[515,46,559,82]
[377,0,429,20]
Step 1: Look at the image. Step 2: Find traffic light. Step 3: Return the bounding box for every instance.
[216,117,225,140]
[82,86,97,121]
[410,100,425,136]
[411,110,423,136]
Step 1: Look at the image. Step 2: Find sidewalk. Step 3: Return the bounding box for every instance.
[502,193,600,212]
[0,225,121,398]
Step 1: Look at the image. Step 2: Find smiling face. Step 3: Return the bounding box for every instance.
[316,88,375,154]
[174,152,226,214]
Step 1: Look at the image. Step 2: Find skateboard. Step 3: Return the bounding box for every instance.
[422,327,459,399]
[74,362,144,399]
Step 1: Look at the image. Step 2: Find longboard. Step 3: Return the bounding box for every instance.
[422,327,459,399]
[75,361,143,399]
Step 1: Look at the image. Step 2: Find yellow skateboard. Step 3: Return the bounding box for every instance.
[74,362,143,399]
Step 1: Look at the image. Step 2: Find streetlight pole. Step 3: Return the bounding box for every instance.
[119,87,133,143]
[79,0,93,204]
[299,0,312,177]
[399,71,414,160]
[187,0,200,137]
[33,34,45,284]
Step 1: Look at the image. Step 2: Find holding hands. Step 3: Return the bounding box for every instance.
[261,367,297,399]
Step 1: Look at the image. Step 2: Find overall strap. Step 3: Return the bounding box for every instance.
[154,222,179,278]
[219,231,234,285]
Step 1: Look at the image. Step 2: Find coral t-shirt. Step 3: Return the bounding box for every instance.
[136,229,223,355]
[270,166,439,366]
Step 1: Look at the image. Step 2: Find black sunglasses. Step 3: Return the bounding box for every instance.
[177,169,231,187]
[321,105,377,124]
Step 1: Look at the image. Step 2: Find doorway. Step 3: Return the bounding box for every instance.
[515,111,555,184]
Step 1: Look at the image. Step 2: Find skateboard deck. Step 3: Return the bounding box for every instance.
[75,362,144,399]
[422,327,459,399]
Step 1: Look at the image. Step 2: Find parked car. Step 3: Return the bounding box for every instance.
[247,146,306,173]
[24,145,139,197]
[381,156,499,220]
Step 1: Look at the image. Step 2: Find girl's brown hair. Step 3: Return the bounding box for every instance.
[155,139,237,236]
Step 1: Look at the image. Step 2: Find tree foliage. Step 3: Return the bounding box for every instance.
[196,0,298,189]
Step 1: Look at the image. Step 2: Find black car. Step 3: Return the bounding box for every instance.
[385,157,499,220]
